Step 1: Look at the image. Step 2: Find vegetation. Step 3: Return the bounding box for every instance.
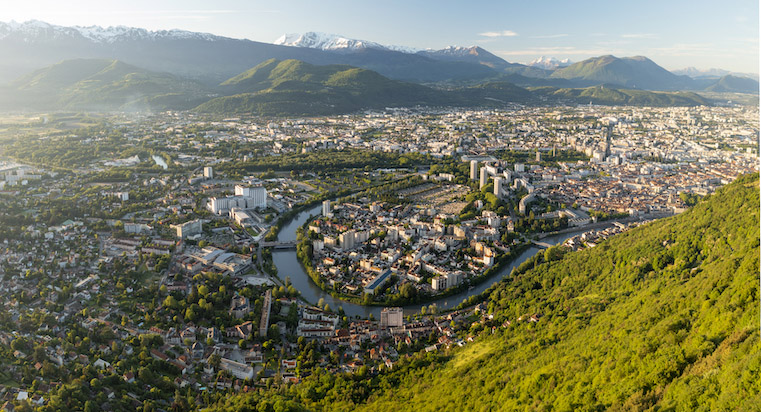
[704,75,759,94]
[531,85,709,107]
[208,173,760,411]
[196,59,454,116]
[1,59,209,111]
[2,57,719,116]
[548,55,693,91]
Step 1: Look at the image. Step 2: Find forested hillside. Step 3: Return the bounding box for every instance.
[207,173,760,412]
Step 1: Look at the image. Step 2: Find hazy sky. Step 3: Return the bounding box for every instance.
[1,0,758,73]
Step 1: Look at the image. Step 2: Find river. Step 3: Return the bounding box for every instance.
[273,204,593,318]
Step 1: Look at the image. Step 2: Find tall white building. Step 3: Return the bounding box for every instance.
[479,167,489,189]
[322,200,331,217]
[203,166,214,179]
[339,230,356,251]
[493,176,504,197]
[469,160,478,180]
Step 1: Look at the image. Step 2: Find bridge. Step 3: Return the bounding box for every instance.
[260,241,297,250]
[529,239,553,249]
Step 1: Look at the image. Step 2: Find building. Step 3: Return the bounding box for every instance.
[219,358,254,380]
[431,276,447,291]
[124,223,151,234]
[172,219,203,239]
[446,271,463,287]
[364,270,391,294]
[207,186,267,214]
[380,307,404,328]
[493,176,504,197]
[519,193,536,214]
[234,185,267,208]
[605,125,612,158]
[339,230,356,251]
[469,160,478,180]
[479,167,489,189]
[203,166,214,179]
[536,151,541,162]
[322,200,331,217]
[229,294,251,319]
[515,163,525,173]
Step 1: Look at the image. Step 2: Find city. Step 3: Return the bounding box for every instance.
[0,103,756,409]
[0,1,758,408]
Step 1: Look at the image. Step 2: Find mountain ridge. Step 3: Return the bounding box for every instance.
[0,21,757,92]
[0,58,712,113]
[529,56,573,70]
[550,54,695,90]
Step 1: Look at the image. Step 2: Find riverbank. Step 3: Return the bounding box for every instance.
[271,201,591,318]
[293,214,534,308]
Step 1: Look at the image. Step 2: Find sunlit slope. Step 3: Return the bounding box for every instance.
[356,173,760,411]
[209,174,759,412]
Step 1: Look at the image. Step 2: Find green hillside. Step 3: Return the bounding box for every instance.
[1,58,210,111]
[1,58,717,114]
[207,174,760,411]
[550,55,693,90]
[197,59,455,115]
[704,75,759,94]
[531,85,709,106]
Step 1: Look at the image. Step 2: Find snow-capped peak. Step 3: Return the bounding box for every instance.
[0,20,220,43]
[528,56,572,70]
[422,45,483,56]
[274,32,418,53]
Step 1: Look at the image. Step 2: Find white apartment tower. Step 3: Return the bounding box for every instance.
[494,176,504,197]
[322,200,331,217]
[479,167,489,189]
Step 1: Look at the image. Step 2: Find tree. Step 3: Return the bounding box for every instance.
[163,295,177,309]
[209,354,221,369]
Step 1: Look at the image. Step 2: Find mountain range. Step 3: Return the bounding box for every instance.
[0,20,756,114]
[529,56,573,70]
[0,57,714,114]
[673,67,759,81]
[0,21,756,92]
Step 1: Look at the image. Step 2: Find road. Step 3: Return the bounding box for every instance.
[536,211,675,239]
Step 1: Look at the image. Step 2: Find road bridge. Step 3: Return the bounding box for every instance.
[529,240,553,249]
[260,241,297,250]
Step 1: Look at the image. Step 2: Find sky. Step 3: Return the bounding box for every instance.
[1,0,758,73]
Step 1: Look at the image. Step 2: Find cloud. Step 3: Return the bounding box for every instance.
[621,33,658,39]
[532,34,568,39]
[479,30,518,38]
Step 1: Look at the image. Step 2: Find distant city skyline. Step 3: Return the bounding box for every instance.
[1,0,758,73]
